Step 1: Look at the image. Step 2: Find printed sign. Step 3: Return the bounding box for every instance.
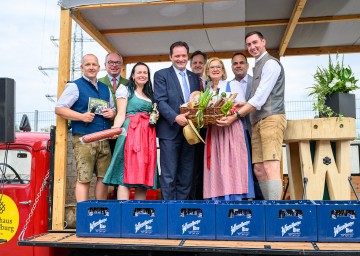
[0,195,19,243]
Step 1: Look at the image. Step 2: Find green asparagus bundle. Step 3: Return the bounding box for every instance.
[196,88,213,129]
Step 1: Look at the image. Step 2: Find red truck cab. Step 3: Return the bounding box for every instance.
[0,132,53,256]
[0,128,159,256]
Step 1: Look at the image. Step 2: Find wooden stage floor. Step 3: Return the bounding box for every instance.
[18,232,360,255]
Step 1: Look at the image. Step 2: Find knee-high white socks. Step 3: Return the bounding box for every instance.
[258,180,282,200]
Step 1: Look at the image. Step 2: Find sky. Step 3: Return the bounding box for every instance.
[1,0,360,113]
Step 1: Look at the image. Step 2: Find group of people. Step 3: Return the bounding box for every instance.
[55,31,287,203]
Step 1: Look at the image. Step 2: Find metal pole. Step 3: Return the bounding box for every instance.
[302,177,308,200]
[34,110,39,132]
[348,176,360,201]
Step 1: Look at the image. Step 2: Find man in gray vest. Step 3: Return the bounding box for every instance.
[217,31,286,200]
[244,31,286,200]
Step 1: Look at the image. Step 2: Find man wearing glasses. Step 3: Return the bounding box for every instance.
[99,52,128,153]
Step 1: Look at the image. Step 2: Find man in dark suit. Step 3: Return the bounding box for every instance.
[189,50,207,200]
[99,52,128,152]
[154,41,200,200]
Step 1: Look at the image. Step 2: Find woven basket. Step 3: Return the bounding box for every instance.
[180,106,224,126]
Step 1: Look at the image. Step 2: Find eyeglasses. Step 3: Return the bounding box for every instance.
[107,61,122,66]
[209,66,222,70]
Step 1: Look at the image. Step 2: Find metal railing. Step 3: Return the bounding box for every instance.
[16,99,360,136]
[16,110,55,132]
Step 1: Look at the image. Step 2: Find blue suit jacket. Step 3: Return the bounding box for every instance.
[154,66,200,140]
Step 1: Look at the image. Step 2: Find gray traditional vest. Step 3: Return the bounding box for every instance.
[250,53,285,125]
[244,75,253,134]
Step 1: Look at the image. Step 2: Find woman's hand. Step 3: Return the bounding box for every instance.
[216,114,237,127]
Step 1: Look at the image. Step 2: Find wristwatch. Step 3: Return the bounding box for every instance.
[235,111,243,119]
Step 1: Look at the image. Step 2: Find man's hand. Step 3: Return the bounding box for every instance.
[102,108,116,119]
[175,111,190,127]
[82,112,95,123]
[216,114,237,127]
[233,101,246,111]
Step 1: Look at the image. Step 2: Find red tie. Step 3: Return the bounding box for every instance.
[112,77,117,91]
[199,77,204,91]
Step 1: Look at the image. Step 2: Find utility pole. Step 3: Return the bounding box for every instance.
[39,23,95,101]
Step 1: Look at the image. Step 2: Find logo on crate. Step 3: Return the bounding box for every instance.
[135,219,154,234]
[88,207,109,217]
[182,220,201,234]
[281,221,301,237]
[334,221,354,238]
[230,221,250,236]
[89,218,107,232]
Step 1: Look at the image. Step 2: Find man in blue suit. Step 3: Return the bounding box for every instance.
[154,41,200,200]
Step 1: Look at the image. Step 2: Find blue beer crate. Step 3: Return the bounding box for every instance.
[121,200,167,238]
[76,200,122,238]
[216,201,265,241]
[316,200,360,242]
[167,200,215,240]
[265,200,317,241]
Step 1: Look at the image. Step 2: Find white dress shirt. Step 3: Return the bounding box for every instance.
[248,51,281,110]
[173,66,190,101]
[56,76,114,109]
[226,74,250,102]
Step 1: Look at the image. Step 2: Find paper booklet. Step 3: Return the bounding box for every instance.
[88,97,109,115]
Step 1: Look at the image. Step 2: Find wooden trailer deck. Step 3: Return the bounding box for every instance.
[19,231,360,255]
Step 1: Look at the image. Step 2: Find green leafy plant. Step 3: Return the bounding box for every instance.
[308,54,359,117]
[196,88,213,130]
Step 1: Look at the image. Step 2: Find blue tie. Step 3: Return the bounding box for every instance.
[180,71,190,102]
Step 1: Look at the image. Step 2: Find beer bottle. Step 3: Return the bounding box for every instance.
[149,103,159,127]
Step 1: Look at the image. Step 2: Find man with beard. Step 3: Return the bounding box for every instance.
[230,32,286,200]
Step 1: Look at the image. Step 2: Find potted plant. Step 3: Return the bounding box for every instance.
[308,54,359,118]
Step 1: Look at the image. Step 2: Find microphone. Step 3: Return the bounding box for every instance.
[85,105,97,127]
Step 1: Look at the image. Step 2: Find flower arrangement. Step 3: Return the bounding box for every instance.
[308,54,359,117]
